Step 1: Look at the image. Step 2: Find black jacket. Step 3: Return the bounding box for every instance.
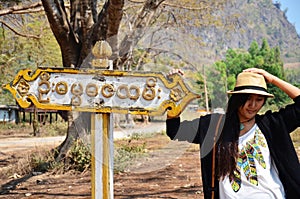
[166,95,300,199]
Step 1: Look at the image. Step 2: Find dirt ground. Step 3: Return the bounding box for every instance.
[1,123,299,199]
[0,123,204,199]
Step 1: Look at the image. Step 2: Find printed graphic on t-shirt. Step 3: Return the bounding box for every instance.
[230,128,267,192]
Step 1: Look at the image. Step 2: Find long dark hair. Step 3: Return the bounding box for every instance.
[217,93,250,179]
[217,93,267,179]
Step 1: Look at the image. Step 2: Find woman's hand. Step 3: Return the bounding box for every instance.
[243,68,275,83]
[167,68,184,77]
[243,67,300,99]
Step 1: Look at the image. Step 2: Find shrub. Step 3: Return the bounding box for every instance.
[114,134,147,172]
[66,139,91,172]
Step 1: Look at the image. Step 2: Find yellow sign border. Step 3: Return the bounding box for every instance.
[3,67,200,116]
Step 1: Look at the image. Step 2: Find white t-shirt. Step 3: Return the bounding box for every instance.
[219,124,285,199]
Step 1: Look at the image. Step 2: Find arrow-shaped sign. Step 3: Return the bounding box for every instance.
[3,67,200,117]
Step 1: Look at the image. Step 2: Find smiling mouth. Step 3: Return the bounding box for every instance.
[247,110,256,114]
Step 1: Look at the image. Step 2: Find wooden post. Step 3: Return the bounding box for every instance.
[50,112,52,124]
[22,109,25,123]
[91,113,114,199]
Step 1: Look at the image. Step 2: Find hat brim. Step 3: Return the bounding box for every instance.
[227,89,274,98]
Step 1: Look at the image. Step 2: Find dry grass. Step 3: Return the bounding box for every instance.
[0,146,56,179]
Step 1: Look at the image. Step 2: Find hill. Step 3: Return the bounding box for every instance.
[196,0,300,66]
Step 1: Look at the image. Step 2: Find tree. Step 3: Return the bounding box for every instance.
[1,0,229,160]
[213,39,289,108]
[285,66,300,88]
[0,5,61,105]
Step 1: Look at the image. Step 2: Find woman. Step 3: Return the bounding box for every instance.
[166,68,300,199]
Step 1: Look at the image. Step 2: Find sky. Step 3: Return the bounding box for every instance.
[280,0,300,33]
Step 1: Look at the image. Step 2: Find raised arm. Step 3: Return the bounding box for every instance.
[243,68,300,99]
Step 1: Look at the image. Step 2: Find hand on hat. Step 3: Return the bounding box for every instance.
[243,68,275,84]
[167,68,184,77]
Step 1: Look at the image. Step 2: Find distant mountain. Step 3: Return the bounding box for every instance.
[197,0,300,66]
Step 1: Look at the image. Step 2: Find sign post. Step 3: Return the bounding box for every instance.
[91,113,113,199]
[3,41,200,198]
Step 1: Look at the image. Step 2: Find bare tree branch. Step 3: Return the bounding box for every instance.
[147,47,198,70]
[127,0,211,11]
[118,0,166,69]
[83,0,124,69]
[9,7,44,14]
[74,0,99,66]
[41,0,80,67]
[127,0,143,3]
[0,2,43,16]
[106,0,125,66]
[163,2,211,11]
[0,19,42,39]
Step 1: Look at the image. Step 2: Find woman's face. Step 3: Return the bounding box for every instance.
[238,94,265,121]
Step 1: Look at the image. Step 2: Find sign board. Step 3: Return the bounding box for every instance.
[3,66,200,199]
[3,40,201,199]
[4,67,200,117]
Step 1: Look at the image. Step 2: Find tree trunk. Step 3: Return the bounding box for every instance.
[41,0,163,160]
[55,112,91,161]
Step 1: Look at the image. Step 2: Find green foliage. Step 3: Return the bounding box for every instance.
[0,12,61,105]
[114,134,147,172]
[203,65,228,109]
[5,138,92,176]
[0,121,26,130]
[4,132,153,176]
[213,39,290,108]
[29,151,53,173]
[4,139,92,177]
[9,148,57,177]
[43,121,68,137]
[285,67,300,88]
[67,139,91,172]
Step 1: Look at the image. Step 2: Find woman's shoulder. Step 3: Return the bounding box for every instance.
[199,113,225,127]
[257,97,300,128]
[202,113,225,119]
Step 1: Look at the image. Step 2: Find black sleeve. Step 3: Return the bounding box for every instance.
[264,95,300,134]
[166,114,225,146]
[166,117,201,144]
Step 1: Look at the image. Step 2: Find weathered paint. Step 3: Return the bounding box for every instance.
[91,113,114,199]
[3,67,200,117]
[3,67,200,199]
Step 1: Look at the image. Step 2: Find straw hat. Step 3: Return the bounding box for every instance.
[227,71,274,98]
